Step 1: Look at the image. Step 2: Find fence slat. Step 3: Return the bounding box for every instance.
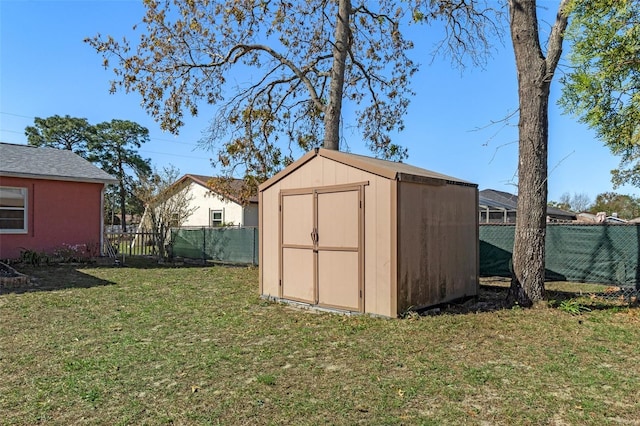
[105,232,157,257]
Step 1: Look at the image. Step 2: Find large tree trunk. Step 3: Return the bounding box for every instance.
[323,0,351,150]
[508,0,569,306]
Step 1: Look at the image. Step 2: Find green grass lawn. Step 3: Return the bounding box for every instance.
[1,261,639,425]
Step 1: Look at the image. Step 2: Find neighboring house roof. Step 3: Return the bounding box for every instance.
[479,189,518,210]
[176,174,258,204]
[260,148,477,191]
[0,142,117,184]
[479,188,576,220]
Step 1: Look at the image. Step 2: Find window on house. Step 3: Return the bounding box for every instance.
[0,187,27,233]
[211,210,223,227]
[169,213,180,228]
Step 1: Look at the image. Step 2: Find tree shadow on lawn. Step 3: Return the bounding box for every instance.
[434,279,638,315]
[1,256,251,295]
[0,264,116,295]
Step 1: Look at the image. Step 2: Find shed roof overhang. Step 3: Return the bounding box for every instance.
[259,148,477,192]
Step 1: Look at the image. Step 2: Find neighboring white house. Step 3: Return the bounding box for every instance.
[169,174,258,227]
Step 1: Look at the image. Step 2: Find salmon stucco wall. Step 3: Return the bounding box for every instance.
[0,176,105,259]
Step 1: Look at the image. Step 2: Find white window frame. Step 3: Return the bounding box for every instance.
[169,212,180,228]
[210,209,224,227]
[0,186,28,234]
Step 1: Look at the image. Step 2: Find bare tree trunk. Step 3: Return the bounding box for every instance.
[508,0,569,306]
[119,180,127,233]
[117,157,127,233]
[323,0,351,151]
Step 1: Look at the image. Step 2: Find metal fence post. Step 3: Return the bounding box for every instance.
[202,227,206,265]
[254,227,258,265]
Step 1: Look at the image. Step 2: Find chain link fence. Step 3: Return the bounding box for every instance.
[480,223,640,300]
[170,226,258,265]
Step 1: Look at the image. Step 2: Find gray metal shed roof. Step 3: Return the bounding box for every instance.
[0,142,117,184]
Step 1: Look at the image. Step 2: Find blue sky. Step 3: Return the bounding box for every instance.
[0,0,635,203]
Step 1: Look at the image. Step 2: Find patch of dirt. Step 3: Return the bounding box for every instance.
[422,285,511,315]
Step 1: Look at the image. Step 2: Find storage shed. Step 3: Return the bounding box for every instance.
[259,148,478,318]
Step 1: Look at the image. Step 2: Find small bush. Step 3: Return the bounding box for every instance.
[52,243,98,263]
[557,299,591,315]
[19,249,48,266]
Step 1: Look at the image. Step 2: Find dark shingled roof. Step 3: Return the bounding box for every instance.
[0,142,117,184]
[479,188,576,219]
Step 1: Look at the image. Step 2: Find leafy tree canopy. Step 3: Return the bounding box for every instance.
[91,119,152,232]
[560,0,640,151]
[591,192,640,219]
[611,148,640,189]
[25,114,95,158]
[90,119,152,179]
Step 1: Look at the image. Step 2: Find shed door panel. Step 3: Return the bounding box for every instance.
[281,192,314,303]
[316,189,361,311]
[317,190,359,248]
[282,193,314,247]
[282,248,315,303]
[317,250,359,310]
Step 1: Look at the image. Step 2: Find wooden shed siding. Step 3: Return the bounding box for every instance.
[389,179,399,318]
[260,181,280,297]
[364,177,393,317]
[258,190,264,295]
[397,182,478,311]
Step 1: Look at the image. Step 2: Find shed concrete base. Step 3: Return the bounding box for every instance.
[260,295,391,319]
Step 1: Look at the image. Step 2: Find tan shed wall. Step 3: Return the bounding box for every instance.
[260,156,394,317]
[397,181,478,312]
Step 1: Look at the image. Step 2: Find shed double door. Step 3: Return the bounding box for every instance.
[280,184,363,312]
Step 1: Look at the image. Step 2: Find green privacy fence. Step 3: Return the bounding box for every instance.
[480,224,640,287]
[170,227,259,265]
